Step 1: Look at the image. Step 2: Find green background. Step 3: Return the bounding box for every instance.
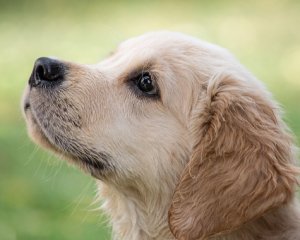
[1,0,300,239]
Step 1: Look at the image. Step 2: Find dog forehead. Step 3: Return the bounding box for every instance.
[100,32,196,74]
[105,31,228,71]
[119,31,195,56]
[123,31,224,53]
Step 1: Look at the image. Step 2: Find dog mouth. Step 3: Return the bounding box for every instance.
[22,57,113,178]
[24,102,31,111]
[23,99,111,178]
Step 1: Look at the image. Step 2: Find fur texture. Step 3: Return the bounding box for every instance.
[22,31,300,240]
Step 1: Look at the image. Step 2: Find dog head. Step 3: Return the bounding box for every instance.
[22,31,299,239]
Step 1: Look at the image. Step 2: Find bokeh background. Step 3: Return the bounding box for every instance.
[1,0,300,239]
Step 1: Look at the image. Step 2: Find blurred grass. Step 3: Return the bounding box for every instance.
[0,0,300,239]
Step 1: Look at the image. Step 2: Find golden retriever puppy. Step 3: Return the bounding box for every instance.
[22,31,300,240]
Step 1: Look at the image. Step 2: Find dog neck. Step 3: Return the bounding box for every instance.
[96,180,175,240]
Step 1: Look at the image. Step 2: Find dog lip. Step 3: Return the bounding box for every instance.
[26,101,110,175]
[80,156,105,170]
[24,102,30,110]
[29,113,107,170]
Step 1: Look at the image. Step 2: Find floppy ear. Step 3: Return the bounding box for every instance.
[168,71,299,240]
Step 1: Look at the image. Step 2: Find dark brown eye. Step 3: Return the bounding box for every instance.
[135,73,157,95]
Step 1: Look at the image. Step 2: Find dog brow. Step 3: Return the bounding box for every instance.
[125,61,157,82]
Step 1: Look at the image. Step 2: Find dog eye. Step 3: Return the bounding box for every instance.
[135,74,157,95]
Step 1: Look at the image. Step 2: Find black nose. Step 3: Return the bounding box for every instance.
[29,57,66,88]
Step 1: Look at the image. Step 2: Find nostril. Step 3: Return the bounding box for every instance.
[36,62,61,82]
[34,65,44,85]
[29,57,66,88]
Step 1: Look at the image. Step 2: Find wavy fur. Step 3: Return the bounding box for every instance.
[23,31,300,240]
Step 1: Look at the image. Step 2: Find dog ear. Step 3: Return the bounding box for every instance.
[168,71,299,240]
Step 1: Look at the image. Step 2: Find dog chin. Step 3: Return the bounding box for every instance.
[24,106,110,180]
[25,110,70,159]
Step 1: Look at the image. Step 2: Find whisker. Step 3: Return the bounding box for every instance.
[67,179,93,221]
[34,150,46,176]
[24,145,40,166]
[57,179,93,213]
[18,137,32,150]
[42,153,54,180]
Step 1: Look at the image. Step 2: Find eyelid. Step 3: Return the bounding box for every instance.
[127,69,150,80]
[134,72,151,83]
[126,70,157,88]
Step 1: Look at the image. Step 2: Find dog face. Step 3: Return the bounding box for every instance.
[22,31,299,239]
[22,32,204,182]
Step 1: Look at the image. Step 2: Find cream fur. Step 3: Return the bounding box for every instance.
[22,31,300,240]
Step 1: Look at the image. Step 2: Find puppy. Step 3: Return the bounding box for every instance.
[22,31,300,240]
